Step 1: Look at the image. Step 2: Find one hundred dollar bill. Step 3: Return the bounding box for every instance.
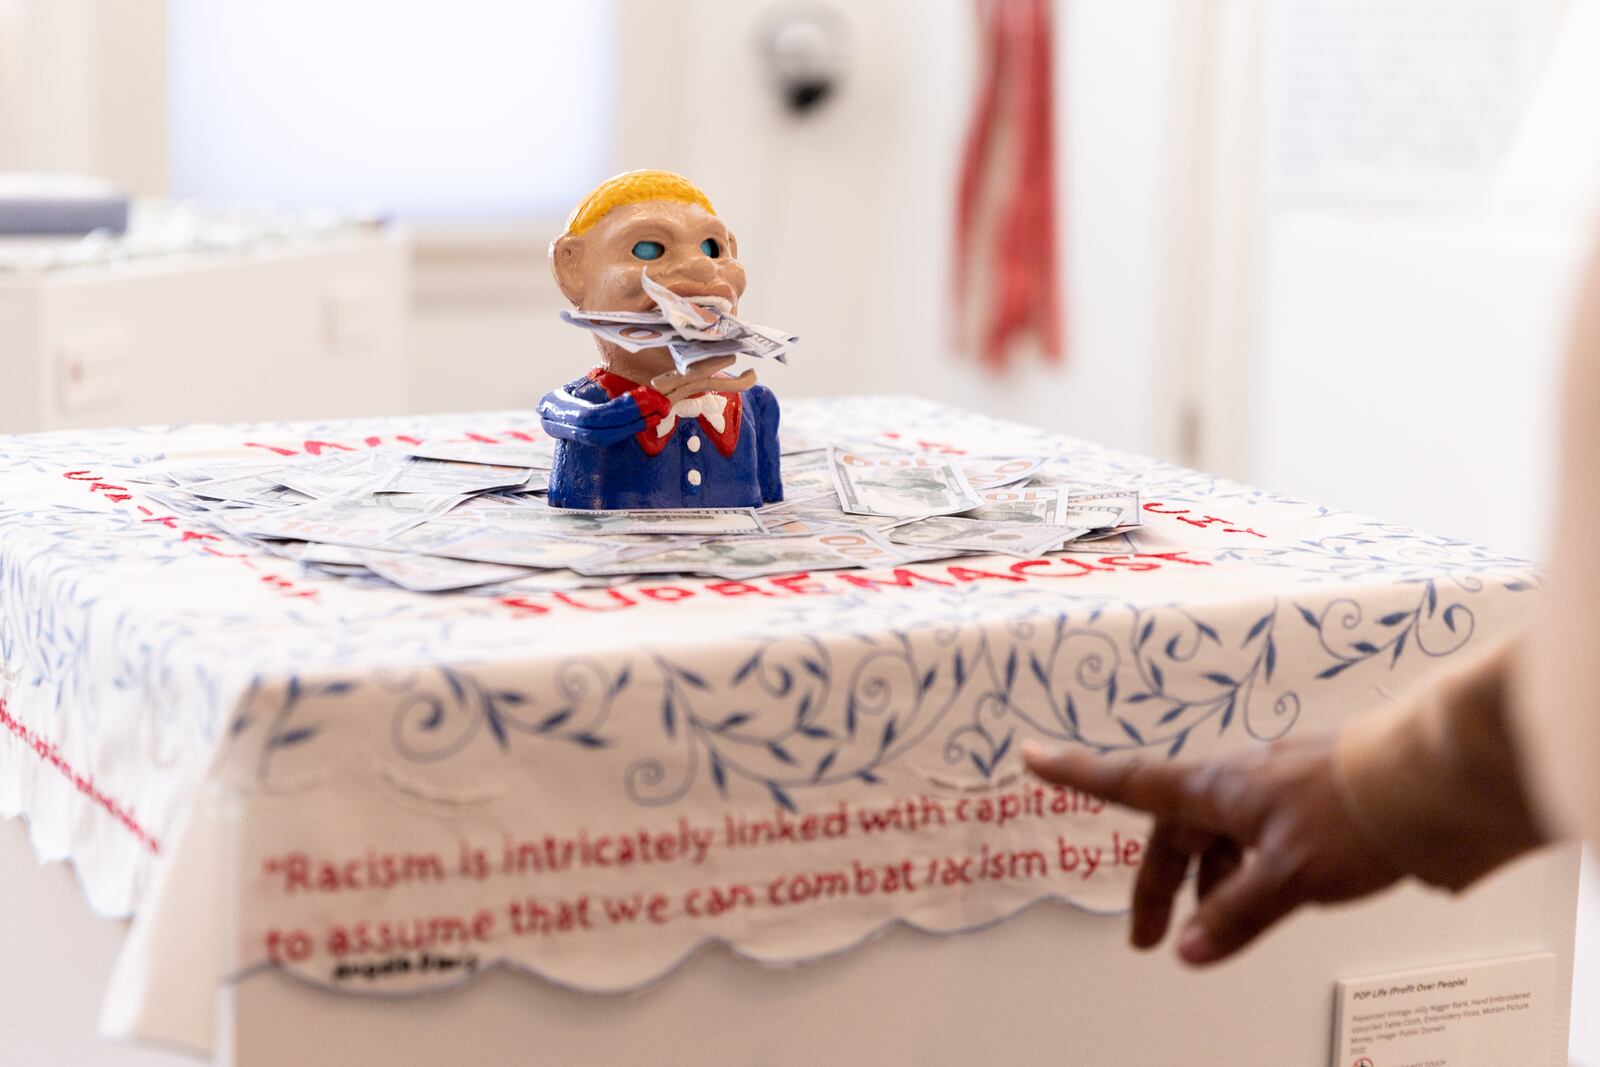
[385,521,615,569]
[576,530,915,580]
[186,470,313,508]
[142,488,229,516]
[641,270,738,339]
[375,457,532,495]
[957,456,1047,491]
[126,459,281,488]
[448,496,770,536]
[287,542,366,566]
[1058,530,1141,553]
[964,485,1070,525]
[559,313,680,353]
[277,450,405,500]
[241,492,468,546]
[1030,479,1144,528]
[508,470,551,494]
[887,515,1085,559]
[565,274,800,371]
[355,549,536,593]
[668,326,795,374]
[405,439,555,469]
[1063,501,1129,530]
[779,451,839,500]
[829,448,984,518]
[562,307,672,326]
[759,496,918,535]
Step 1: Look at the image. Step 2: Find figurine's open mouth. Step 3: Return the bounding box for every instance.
[684,294,734,314]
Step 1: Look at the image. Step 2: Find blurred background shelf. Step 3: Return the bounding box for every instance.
[0,204,409,433]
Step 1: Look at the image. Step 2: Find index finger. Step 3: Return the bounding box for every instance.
[1021,742,1251,837]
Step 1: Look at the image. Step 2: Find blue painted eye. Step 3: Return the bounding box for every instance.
[700,238,721,258]
[631,240,665,261]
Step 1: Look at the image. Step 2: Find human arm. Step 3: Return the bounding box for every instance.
[1334,641,1546,891]
[1513,244,1600,844]
[1023,644,1547,966]
[1023,732,1410,965]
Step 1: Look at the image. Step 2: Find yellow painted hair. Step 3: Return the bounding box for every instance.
[563,170,716,236]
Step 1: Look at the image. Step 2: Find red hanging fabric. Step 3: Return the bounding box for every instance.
[953,0,1063,370]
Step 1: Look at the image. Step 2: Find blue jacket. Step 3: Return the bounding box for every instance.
[538,368,783,510]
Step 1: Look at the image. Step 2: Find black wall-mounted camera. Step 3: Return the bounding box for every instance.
[759,5,848,117]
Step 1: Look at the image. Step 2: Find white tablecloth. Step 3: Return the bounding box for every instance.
[0,397,1537,1056]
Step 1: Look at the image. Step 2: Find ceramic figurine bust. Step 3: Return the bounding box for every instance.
[538,170,784,510]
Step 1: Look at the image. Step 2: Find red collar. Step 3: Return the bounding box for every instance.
[588,367,743,457]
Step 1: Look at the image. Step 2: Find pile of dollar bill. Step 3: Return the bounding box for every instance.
[121,437,1143,594]
[561,272,799,374]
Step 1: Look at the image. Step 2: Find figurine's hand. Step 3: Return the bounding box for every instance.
[652,356,757,404]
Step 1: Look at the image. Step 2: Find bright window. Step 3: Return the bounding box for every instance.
[167,1,615,223]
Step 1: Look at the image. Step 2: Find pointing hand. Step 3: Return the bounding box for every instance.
[1023,736,1403,965]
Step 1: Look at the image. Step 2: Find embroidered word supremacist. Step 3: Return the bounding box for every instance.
[495,551,1215,618]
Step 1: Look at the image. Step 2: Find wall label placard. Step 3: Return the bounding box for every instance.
[1332,952,1555,1067]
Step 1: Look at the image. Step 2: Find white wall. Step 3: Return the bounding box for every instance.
[412,0,1185,461]
[1252,216,1581,558]
[1248,0,1594,560]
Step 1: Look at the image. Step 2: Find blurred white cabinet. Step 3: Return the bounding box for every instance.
[0,228,410,435]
